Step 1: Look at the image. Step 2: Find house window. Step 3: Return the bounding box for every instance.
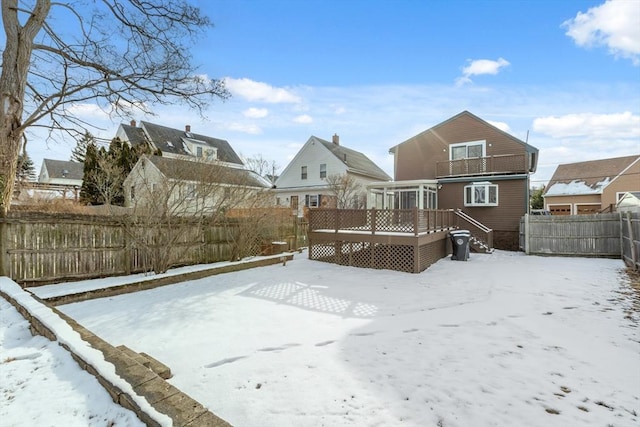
[205,149,216,160]
[182,183,196,199]
[464,182,498,206]
[301,166,308,180]
[450,140,485,160]
[305,194,319,207]
[130,185,136,201]
[196,146,203,157]
[320,163,327,179]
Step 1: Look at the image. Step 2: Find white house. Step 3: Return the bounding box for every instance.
[274,135,391,215]
[123,155,271,215]
[38,159,84,186]
[115,120,244,165]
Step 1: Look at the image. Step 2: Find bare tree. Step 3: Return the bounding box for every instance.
[121,156,271,273]
[0,0,229,215]
[243,154,279,186]
[325,173,366,209]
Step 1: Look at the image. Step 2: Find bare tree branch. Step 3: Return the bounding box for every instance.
[0,0,229,215]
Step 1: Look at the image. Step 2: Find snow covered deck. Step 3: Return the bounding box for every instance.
[308,209,458,273]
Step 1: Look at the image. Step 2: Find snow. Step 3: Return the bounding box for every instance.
[3,250,639,427]
[0,296,145,427]
[545,177,611,196]
[0,279,172,427]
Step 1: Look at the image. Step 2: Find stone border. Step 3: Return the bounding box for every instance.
[1,286,232,427]
[44,253,295,306]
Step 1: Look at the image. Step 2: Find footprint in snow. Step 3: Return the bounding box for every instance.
[205,355,247,368]
[258,343,300,352]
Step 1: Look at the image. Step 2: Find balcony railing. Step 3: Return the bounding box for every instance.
[308,208,457,236]
[436,154,528,178]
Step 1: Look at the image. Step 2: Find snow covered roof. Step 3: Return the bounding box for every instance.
[544,155,639,197]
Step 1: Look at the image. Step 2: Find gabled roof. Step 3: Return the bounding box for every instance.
[41,159,84,180]
[545,155,640,196]
[389,110,539,155]
[122,121,243,165]
[312,136,391,181]
[146,156,270,188]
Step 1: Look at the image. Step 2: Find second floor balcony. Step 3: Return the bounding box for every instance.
[436,153,529,178]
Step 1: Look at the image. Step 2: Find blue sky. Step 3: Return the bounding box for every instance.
[21,0,640,186]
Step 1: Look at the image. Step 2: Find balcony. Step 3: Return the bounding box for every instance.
[436,154,528,178]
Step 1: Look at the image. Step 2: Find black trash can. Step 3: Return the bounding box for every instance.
[449,230,471,261]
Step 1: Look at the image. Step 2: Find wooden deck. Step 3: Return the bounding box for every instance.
[308,209,457,273]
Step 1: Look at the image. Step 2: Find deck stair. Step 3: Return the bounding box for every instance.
[454,209,494,253]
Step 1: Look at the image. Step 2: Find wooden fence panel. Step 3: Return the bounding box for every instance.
[621,212,640,270]
[0,211,303,286]
[520,213,621,257]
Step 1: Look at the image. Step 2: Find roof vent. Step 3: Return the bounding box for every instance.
[166,141,174,148]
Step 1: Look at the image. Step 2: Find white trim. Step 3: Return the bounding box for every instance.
[464,182,498,207]
[449,140,486,160]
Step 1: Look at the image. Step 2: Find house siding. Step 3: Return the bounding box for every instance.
[390,112,536,251]
[439,178,527,250]
[393,113,530,181]
[603,161,640,207]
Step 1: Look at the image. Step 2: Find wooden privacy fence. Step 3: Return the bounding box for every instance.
[0,210,303,286]
[519,212,640,270]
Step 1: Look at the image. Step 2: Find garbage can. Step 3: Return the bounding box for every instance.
[449,230,471,261]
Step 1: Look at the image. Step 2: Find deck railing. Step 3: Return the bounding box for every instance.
[436,153,528,178]
[308,208,457,236]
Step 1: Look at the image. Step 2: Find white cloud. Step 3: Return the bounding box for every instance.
[487,120,511,133]
[293,114,313,124]
[563,0,640,65]
[532,111,640,138]
[456,58,510,86]
[243,107,269,118]
[66,103,111,120]
[225,122,263,135]
[224,77,301,103]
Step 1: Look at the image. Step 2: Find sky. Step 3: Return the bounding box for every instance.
[2,250,637,426]
[12,0,640,187]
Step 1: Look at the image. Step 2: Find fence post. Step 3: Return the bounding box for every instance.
[0,218,8,277]
[626,211,637,270]
[524,213,530,255]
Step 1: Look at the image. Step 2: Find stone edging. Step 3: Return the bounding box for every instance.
[44,253,295,306]
[0,287,232,426]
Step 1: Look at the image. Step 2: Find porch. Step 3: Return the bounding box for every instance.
[308,208,458,273]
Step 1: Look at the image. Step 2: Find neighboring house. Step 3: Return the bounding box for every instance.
[116,120,243,166]
[31,159,84,201]
[123,155,271,214]
[617,192,640,213]
[543,155,640,215]
[384,111,539,250]
[274,134,391,215]
[38,159,84,186]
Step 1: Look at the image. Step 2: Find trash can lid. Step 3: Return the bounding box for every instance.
[450,229,471,235]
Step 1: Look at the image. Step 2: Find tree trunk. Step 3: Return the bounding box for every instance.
[0,0,50,215]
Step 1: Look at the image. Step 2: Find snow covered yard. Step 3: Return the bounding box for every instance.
[49,250,638,427]
[0,297,145,427]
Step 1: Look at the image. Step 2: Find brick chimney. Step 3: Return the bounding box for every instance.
[332,134,339,145]
[185,125,191,133]
[130,119,136,127]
